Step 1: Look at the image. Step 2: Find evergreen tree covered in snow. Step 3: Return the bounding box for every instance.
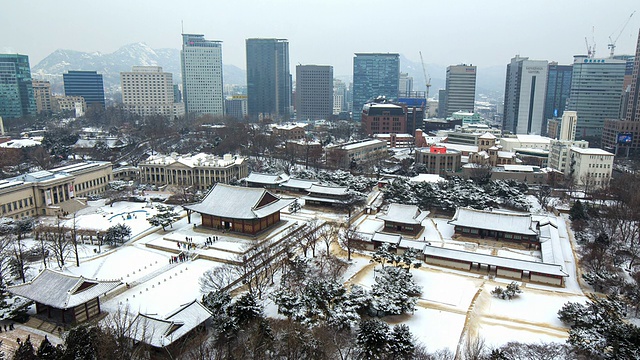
[103,224,131,246]
[370,266,421,316]
[558,294,640,358]
[36,336,60,360]
[389,324,416,360]
[382,177,530,212]
[147,205,179,231]
[12,336,36,360]
[62,325,99,360]
[356,319,390,360]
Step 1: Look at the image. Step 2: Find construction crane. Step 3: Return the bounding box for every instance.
[608,11,635,58]
[585,26,597,58]
[419,51,431,115]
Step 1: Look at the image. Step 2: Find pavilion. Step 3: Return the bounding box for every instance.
[8,269,121,324]
[377,203,429,236]
[185,183,294,235]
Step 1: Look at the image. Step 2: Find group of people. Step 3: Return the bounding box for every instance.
[177,238,196,250]
[169,253,189,264]
[0,323,15,333]
[204,236,219,246]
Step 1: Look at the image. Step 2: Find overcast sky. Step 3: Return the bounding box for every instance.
[1,0,638,76]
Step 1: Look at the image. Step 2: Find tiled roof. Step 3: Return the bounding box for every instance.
[8,269,121,309]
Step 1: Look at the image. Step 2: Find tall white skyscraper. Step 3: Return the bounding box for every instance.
[503,56,548,135]
[181,34,224,115]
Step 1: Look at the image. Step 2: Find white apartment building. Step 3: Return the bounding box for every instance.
[120,66,184,118]
[181,34,224,115]
[567,147,614,189]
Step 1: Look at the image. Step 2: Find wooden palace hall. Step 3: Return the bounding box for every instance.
[8,269,121,324]
[185,184,294,235]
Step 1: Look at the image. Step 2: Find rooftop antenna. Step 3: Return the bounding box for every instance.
[181,20,184,35]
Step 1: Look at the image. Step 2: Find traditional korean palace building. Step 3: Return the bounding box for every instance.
[8,269,121,324]
[128,300,212,354]
[448,207,539,247]
[303,184,350,206]
[279,178,319,193]
[244,172,289,189]
[377,203,429,236]
[185,184,293,235]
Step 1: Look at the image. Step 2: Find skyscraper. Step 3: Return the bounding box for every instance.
[352,53,399,122]
[566,56,626,139]
[503,56,548,135]
[121,66,184,118]
[63,70,105,108]
[602,30,640,155]
[0,54,36,119]
[181,34,224,116]
[626,31,640,122]
[295,65,333,120]
[246,38,291,120]
[444,64,477,118]
[543,63,572,134]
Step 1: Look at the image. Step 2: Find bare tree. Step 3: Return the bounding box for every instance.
[199,265,236,294]
[318,221,340,255]
[339,223,365,262]
[45,220,71,268]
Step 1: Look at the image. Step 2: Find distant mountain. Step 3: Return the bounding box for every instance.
[33,43,247,94]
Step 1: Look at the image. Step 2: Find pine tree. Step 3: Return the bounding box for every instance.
[389,324,415,360]
[62,325,99,360]
[36,336,60,360]
[228,293,263,327]
[12,336,36,360]
[356,319,390,360]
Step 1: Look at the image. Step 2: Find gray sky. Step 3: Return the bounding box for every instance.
[1,0,638,76]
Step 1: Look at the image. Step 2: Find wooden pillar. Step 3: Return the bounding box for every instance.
[85,302,90,321]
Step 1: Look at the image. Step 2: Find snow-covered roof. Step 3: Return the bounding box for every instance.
[185,184,293,219]
[371,232,402,245]
[377,204,428,225]
[8,269,121,309]
[273,123,308,130]
[479,132,496,139]
[245,172,289,185]
[448,208,538,236]
[341,139,386,151]
[280,178,319,190]
[534,215,563,267]
[308,184,349,196]
[408,174,445,183]
[497,151,516,158]
[0,138,41,148]
[422,246,568,277]
[73,138,124,149]
[129,300,212,348]
[570,147,614,156]
[499,165,537,172]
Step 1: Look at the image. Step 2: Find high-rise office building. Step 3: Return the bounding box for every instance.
[120,66,184,118]
[543,63,572,134]
[0,54,36,119]
[295,65,333,120]
[437,89,447,118]
[32,80,52,114]
[181,34,224,116]
[503,55,548,135]
[225,95,248,119]
[566,56,626,139]
[352,53,399,122]
[246,38,291,120]
[626,32,640,122]
[602,30,640,155]
[444,64,477,118]
[63,70,105,108]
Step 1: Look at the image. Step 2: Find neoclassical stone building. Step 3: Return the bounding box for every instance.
[139,153,248,191]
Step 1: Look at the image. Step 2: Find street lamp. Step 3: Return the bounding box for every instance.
[96,231,102,253]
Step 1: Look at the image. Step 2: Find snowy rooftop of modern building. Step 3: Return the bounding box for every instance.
[341,139,386,150]
[570,147,614,156]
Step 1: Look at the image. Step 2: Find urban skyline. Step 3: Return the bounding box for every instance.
[2,1,638,77]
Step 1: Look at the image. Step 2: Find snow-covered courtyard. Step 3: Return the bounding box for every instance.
[13,194,588,356]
